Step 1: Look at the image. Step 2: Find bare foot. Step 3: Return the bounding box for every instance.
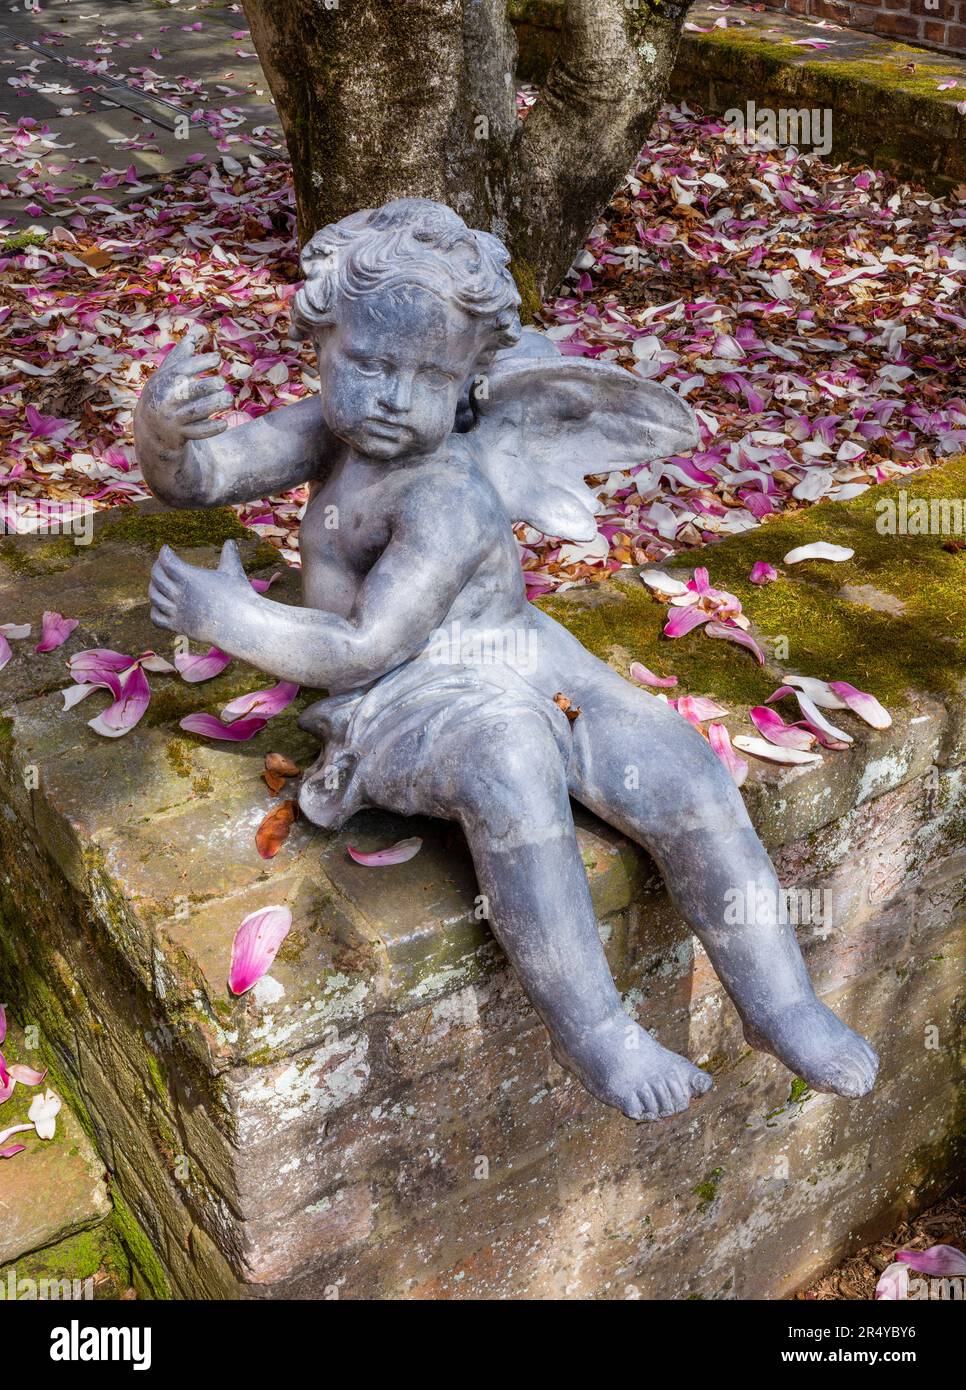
[551,1012,713,1121]
[744,1000,878,1098]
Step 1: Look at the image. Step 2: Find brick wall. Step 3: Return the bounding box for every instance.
[761,0,966,57]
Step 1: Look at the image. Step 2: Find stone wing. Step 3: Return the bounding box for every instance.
[468,352,699,543]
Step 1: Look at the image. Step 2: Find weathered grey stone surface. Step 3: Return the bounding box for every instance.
[0,499,962,1298]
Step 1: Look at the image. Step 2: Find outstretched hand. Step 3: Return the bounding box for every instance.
[149,539,252,642]
[136,324,234,461]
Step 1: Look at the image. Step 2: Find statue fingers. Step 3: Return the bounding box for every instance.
[217,539,246,578]
[155,543,192,582]
[172,375,228,405]
[179,418,228,440]
[148,564,180,604]
[176,391,233,424]
[175,351,223,378]
[150,603,177,632]
[164,324,208,367]
[148,580,176,614]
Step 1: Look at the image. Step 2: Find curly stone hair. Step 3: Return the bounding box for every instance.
[292,198,521,358]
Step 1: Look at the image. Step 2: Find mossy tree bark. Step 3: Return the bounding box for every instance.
[242,0,695,302]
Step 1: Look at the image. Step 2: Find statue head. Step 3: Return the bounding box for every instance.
[293,199,521,459]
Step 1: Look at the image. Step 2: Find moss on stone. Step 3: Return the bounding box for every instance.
[164,738,196,780]
[97,507,277,570]
[510,258,542,325]
[144,1050,168,1104]
[694,28,966,106]
[111,1193,171,1301]
[693,1166,725,1212]
[538,459,966,710]
[0,1222,126,1294]
[788,1076,810,1105]
[163,738,214,795]
[0,534,80,578]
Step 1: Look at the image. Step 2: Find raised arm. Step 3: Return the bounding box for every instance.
[134,326,337,508]
[148,480,490,691]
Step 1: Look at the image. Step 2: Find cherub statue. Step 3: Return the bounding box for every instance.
[135,199,878,1120]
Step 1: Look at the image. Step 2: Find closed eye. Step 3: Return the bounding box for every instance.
[420,367,457,390]
[350,356,388,377]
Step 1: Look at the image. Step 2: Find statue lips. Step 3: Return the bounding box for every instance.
[363,417,410,441]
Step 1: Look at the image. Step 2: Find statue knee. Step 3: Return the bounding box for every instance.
[454,717,568,840]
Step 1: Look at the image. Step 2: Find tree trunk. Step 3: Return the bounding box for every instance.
[243,0,693,303]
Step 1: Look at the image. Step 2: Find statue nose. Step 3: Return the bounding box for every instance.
[380,372,414,414]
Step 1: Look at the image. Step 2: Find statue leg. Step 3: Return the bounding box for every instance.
[372,710,712,1121]
[565,667,879,1098]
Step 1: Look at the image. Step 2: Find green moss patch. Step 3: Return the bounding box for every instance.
[539,459,966,710]
[97,506,249,553]
[695,29,966,108]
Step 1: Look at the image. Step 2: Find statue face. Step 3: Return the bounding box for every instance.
[316,287,484,460]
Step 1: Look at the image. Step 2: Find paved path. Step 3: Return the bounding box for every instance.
[0,0,279,231]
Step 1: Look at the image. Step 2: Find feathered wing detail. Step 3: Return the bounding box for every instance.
[468,349,699,542]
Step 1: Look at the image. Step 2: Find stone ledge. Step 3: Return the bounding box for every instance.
[0,466,964,1296]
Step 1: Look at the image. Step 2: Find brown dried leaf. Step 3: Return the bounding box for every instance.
[553,692,582,724]
[256,799,298,860]
[265,752,300,777]
[77,247,112,269]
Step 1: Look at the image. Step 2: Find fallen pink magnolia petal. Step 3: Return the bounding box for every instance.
[675,694,729,726]
[8,1062,46,1086]
[664,605,713,639]
[784,675,848,709]
[640,568,688,597]
[794,719,851,751]
[896,1244,966,1277]
[34,611,79,653]
[783,542,855,565]
[629,661,678,688]
[0,1122,32,1146]
[28,1088,61,1140]
[347,837,424,867]
[875,1262,910,1300]
[750,706,817,751]
[228,905,293,995]
[174,646,232,682]
[768,685,850,743]
[88,666,151,739]
[749,562,778,585]
[62,682,100,711]
[0,1144,26,1159]
[0,622,31,669]
[786,689,854,746]
[0,1050,9,1089]
[69,648,134,677]
[179,712,268,741]
[827,680,892,729]
[221,680,298,723]
[732,735,823,766]
[708,723,748,787]
[137,651,176,673]
[705,619,765,664]
[249,573,282,594]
